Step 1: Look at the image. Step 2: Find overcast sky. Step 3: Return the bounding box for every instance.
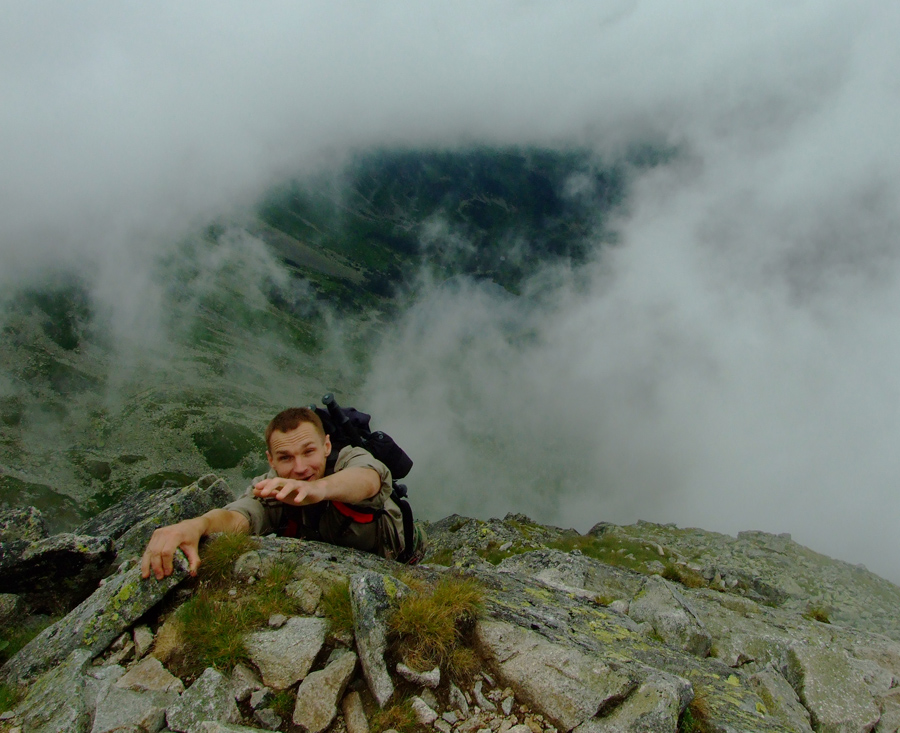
[3,2,900,580]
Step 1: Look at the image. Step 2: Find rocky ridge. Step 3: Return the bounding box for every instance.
[2,477,900,732]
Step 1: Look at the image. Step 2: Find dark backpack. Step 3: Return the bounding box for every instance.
[312,394,418,563]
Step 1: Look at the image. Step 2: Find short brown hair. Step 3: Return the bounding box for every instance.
[265,407,326,449]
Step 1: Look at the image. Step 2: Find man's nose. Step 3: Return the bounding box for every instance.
[292,456,308,475]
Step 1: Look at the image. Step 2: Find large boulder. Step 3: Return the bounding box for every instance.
[475,619,637,732]
[628,576,712,657]
[0,532,115,613]
[166,667,240,732]
[1,552,190,684]
[12,648,93,733]
[244,616,328,690]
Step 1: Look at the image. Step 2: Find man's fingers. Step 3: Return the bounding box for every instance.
[182,543,201,576]
[140,552,151,579]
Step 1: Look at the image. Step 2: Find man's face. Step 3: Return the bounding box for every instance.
[266,423,332,481]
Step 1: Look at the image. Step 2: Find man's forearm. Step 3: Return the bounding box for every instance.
[195,508,251,535]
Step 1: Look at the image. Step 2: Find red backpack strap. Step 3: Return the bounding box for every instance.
[331,501,378,524]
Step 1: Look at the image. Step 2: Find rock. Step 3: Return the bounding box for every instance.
[90,684,177,733]
[474,679,496,711]
[234,550,261,580]
[0,533,116,613]
[628,576,712,657]
[411,696,438,725]
[572,672,692,733]
[268,613,287,628]
[231,662,263,702]
[0,593,24,627]
[0,507,48,543]
[435,720,453,733]
[12,648,93,733]
[84,663,126,712]
[350,571,410,708]
[244,616,328,690]
[783,644,880,733]
[286,577,323,615]
[77,475,233,563]
[476,620,636,732]
[166,667,240,732]
[450,682,471,717]
[196,723,273,733]
[250,687,272,709]
[0,553,190,684]
[292,651,358,733]
[502,696,514,715]
[748,665,813,733]
[255,707,282,730]
[396,662,440,688]
[132,624,154,660]
[342,691,370,733]
[115,655,184,693]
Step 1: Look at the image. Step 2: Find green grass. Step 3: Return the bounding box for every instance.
[0,616,58,666]
[162,555,302,678]
[0,683,21,713]
[199,532,258,581]
[678,687,713,733]
[802,604,831,624]
[320,580,354,637]
[270,688,296,719]
[388,575,483,675]
[370,697,419,733]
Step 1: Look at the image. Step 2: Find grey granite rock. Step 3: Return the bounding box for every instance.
[244,616,328,690]
[748,665,813,733]
[12,647,93,733]
[78,475,233,563]
[116,655,184,694]
[254,707,282,730]
[476,620,636,732]
[166,667,240,732]
[342,690,370,733]
[286,577,322,615]
[0,593,24,627]
[91,684,177,733]
[196,723,272,733]
[573,672,692,733]
[350,571,410,708]
[450,682,470,717]
[292,650,358,733]
[84,663,126,713]
[231,662,263,702]
[628,576,712,657]
[396,662,440,688]
[783,644,880,733]
[411,696,438,725]
[1,552,190,684]
[133,624,154,660]
[0,506,48,543]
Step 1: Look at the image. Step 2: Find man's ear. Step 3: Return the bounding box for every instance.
[323,435,332,457]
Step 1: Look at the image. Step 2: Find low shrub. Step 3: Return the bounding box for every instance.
[320,580,354,636]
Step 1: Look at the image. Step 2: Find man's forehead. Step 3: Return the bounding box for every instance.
[269,425,325,452]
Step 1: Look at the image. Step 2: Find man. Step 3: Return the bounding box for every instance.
[141,407,412,580]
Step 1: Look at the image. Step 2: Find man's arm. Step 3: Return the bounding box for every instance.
[253,466,381,507]
[140,508,250,580]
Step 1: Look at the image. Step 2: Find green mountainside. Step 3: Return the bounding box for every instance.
[0,146,656,529]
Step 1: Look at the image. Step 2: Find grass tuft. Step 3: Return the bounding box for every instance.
[320,580,355,636]
[802,604,831,624]
[199,532,258,582]
[388,575,483,676]
[661,562,707,589]
[679,687,713,733]
[0,683,21,713]
[270,688,296,720]
[370,698,419,733]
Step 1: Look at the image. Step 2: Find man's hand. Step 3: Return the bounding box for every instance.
[140,509,250,581]
[141,519,204,580]
[253,477,318,506]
